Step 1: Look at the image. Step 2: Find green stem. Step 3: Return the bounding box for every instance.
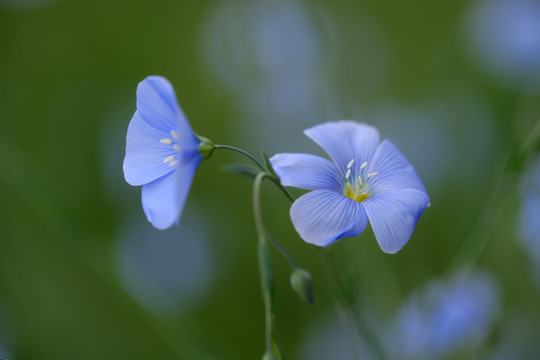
[265,230,298,269]
[215,144,266,171]
[449,116,539,273]
[321,248,387,360]
[253,172,270,239]
[214,144,295,203]
[268,176,295,203]
[253,172,282,358]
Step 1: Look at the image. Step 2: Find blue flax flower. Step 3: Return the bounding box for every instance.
[270,121,429,253]
[386,270,500,359]
[123,76,203,229]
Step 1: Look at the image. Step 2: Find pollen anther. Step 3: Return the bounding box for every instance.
[345,169,351,179]
[347,159,355,169]
[163,155,174,164]
[169,160,179,167]
[361,162,367,169]
[367,172,378,177]
[171,130,179,140]
[173,145,181,152]
[160,138,172,144]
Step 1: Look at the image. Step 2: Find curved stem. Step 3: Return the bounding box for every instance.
[215,144,295,203]
[253,172,270,239]
[215,144,266,171]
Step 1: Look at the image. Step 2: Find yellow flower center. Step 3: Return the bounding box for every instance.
[344,182,370,202]
[342,158,378,203]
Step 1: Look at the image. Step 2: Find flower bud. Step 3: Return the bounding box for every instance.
[290,268,314,304]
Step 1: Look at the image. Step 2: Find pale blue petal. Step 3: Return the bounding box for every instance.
[123,111,176,186]
[368,140,428,194]
[362,189,429,254]
[141,156,201,230]
[304,121,380,170]
[290,190,368,247]
[270,153,342,191]
[137,76,198,148]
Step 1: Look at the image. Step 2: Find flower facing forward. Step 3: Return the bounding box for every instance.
[123,76,210,229]
[270,121,430,253]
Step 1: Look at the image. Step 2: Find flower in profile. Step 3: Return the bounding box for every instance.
[270,121,429,253]
[123,76,209,229]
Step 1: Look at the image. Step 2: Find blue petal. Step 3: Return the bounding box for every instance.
[270,153,342,191]
[362,189,430,253]
[304,121,380,170]
[123,111,177,186]
[141,156,201,230]
[137,76,199,148]
[290,190,368,246]
[368,140,428,194]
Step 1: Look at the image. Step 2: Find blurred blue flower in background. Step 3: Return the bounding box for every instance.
[123,76,203,230]
[384,270,500,359]
[464,0,540,89]
[297,269,500,360]
[370,88,497,192]
[115,208,214,315]
[271,121,430,253]
[202,0,346,154]
[518,155,540,287]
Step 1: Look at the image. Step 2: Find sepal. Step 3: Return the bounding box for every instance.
[196,134,215,160]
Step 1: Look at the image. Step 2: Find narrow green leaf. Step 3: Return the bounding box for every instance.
[222,163,260,180]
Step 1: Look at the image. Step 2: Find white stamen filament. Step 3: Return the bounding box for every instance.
[344,162,379,202]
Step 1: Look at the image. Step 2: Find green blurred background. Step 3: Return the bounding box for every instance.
[1,0,540,359]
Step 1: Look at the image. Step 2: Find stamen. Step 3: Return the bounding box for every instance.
[345,169,351,179]
[357,176,363,186]
[360,162,367,169]
[172,145,181,152]
[163,155,174,164]
[347,159,355,169]
[367,172,378,177]
[160,138,172,145]
[169,160,178,167]
[170,130,179,140]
